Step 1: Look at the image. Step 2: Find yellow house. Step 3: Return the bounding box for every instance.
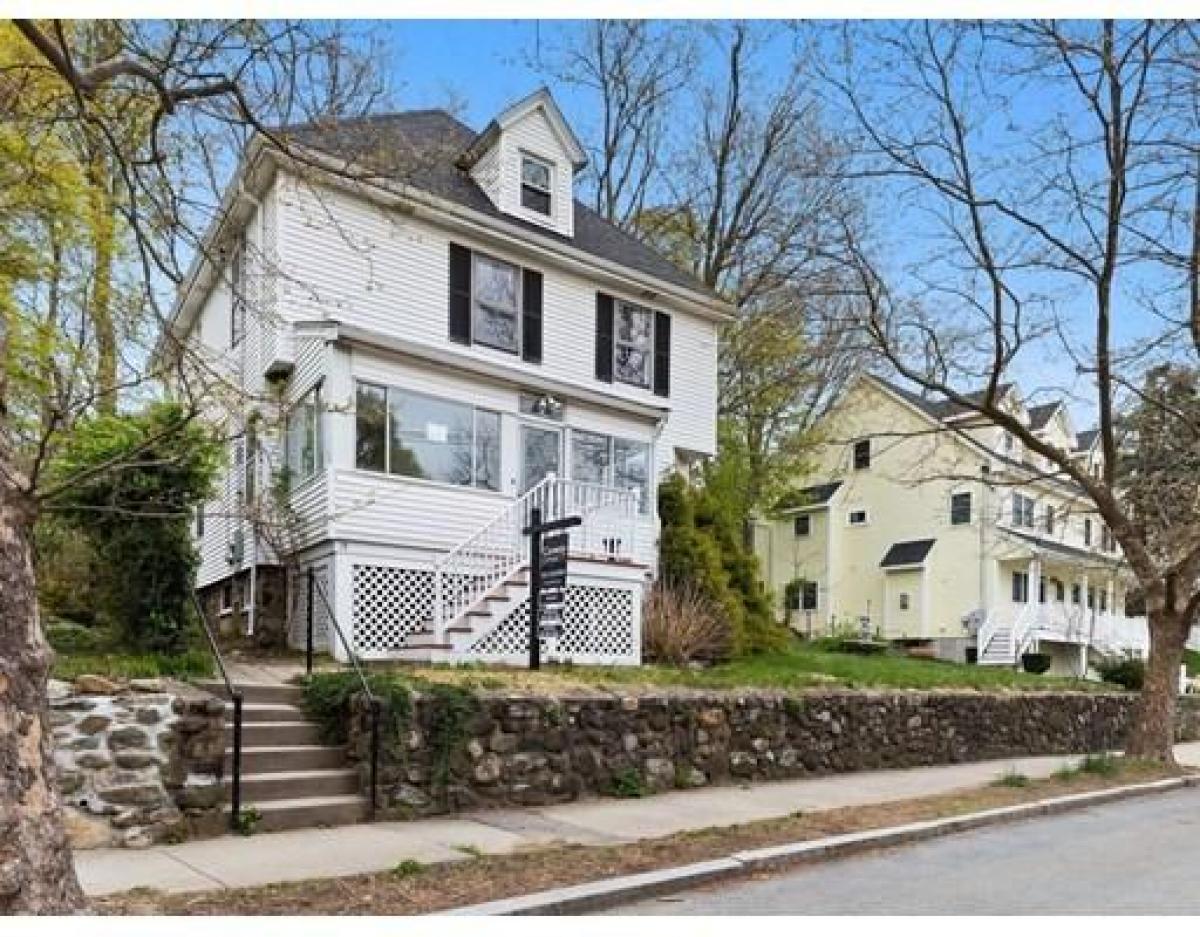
[753,374,1149,675]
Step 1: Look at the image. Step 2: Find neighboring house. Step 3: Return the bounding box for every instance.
[753,373,1150,675]
[159,88,730,665]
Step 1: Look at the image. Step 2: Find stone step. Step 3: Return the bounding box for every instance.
[234,745,347,773]
[226,721,325,747]
[198,681,304,706]
[233,703,307,724]
[231,768,360,801]
[225,794,368,833]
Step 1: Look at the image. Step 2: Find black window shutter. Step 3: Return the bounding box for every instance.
[595,293,614,382]
[653,310,671,397]
[448,243,472,345]
[521,268,543,364]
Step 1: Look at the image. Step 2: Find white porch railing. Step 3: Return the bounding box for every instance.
[432,474,640,640]
[1012,601,1037,659]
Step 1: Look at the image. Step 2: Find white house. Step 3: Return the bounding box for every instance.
[161,88,731,666]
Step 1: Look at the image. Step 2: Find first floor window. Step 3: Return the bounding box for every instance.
[794,515,811,537]
[285,384,324,486]
[1054,579,1065,602]
[569,429,651,513]
[898,592,911,611]
[354,382,499,491]
[473,252,520,353]
[1072,583,1082,605]
[848,509,868,526]
[220,581,233,612]
[614,301,653,388]
[802,581,818,611]
[1012,570,1029,603]
[950,491,972,525]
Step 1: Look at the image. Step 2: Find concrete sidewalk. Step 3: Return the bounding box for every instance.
[75,742,1200,897]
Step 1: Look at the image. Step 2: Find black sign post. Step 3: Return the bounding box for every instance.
[524,507,581,670]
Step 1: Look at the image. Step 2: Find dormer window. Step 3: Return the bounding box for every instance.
[520,154,552,215]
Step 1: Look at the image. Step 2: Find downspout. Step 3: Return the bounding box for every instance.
[240,180,263,639]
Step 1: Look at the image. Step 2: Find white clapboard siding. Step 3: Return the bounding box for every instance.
[493,105,576,237]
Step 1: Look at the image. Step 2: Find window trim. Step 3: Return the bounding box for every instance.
[613,299,654,390]
[353,380,502,493]
[470,250,522,356]
[519,152,553,216]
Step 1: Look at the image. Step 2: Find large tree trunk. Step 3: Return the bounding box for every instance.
[1124,608,1188,763]
[0,479,87,913]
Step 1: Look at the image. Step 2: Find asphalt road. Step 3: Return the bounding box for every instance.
[603,787,1200,915]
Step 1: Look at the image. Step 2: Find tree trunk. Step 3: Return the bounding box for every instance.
[1124,608,1188,763]
[0,478,87,913]
[86,150,117,416]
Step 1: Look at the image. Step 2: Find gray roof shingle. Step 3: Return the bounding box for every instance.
[275,110,718,299]
[775,481,843,512]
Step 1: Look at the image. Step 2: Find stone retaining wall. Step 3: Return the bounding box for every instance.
[51,681,226,848]
[347,690,1200,817]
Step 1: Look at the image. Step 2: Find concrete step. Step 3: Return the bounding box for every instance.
[233,703,307,724]
[199,681,304,705]
[234,745,347,773]
[232,768,360,801]
[227,721,325,747]
[225,794,368,833]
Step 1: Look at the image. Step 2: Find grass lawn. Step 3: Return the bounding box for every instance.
[45,618,213,682]
[384,639,1110,695]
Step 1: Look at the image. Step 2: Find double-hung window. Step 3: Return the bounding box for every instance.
[614,301,654,389]
[794,515,811,537]
[950,492,972,525]
[520,155,552,215]
[472,253,521,354]
[1012,493,1035,528]
[354,382,500,492]
[853,439,871,470]
[1012,570,1029,603]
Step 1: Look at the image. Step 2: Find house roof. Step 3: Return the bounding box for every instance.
[775,481,843,512]
[1027,402,1061,430]
[1001,528,1119,566]
[871,376,1014,423]
[880,539,936,568]
[275,109,718,299]
[458,87,588,171]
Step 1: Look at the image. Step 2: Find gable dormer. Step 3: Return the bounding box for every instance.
[458,88,587,239]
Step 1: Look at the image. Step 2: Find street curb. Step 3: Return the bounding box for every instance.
[442,774,1200,916]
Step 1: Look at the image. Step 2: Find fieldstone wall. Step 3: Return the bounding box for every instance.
[346,689,1200,817]
[50,678,226,848]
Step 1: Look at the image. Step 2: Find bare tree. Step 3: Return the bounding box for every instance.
[0,18,388,912]
[822,19,1199,761]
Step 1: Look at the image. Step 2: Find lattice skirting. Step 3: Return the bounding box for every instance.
[468,583,640,666]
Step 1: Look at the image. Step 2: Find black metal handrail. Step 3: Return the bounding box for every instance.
[308,569,380,820]
[190,590,244,832]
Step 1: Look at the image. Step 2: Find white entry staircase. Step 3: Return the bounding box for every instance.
[977,603,1036,666]
[396,474,642,662]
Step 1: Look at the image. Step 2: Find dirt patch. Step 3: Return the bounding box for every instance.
[96,761,1181,916]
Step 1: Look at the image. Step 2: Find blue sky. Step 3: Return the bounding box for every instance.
[372,20,1179,426]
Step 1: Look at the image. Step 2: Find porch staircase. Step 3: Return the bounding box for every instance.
[978,622,1016,665]
[398,568,531,660]
[198,680,368,833]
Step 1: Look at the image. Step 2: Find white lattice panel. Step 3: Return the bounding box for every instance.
[288,564,331,652]
[352,565,434,653]
[469,584,637,663]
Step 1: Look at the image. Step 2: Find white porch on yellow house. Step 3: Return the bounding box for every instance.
[977,531,1148,675]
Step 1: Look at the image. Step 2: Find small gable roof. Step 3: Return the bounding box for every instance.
[775,481,843,513]
[460,87,588,171]
[1027,402,1061,430]
[880,539,936,568]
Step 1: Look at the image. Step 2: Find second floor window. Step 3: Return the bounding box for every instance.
[354,381,500,491]
[230,240,245,347]
[614,301,653,388]
[473,253,520,354]
[1045,505,1056,535]
[520,155,552,215]
[950,492,972,525]
[1084,518,1093,546]
[1012,493,1035,528]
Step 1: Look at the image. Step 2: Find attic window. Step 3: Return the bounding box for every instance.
[520,155,552,215]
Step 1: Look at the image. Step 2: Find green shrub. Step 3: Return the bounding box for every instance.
[393,859,425,877]
[45,619,113,655]
[992,770,1030,788]
[1098,655,1145,690]
[609,767,647,799]
[1021,652,1053,675]
[1079,753,1120,777]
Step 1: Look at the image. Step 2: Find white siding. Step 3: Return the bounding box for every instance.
[494,106,575,237]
